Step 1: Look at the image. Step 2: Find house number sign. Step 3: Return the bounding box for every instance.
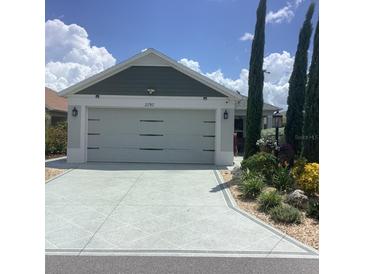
[144,103,155,107]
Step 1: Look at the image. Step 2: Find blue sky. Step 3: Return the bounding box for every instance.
[45,0,319,108]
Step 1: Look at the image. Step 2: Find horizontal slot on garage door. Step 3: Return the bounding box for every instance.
[140,120,164,122]
[139,148,164,151]
[139,134,164,136]
[203,121,215,123]
[203,149,215,152]
[87,147,100,150]
[88,133,100,135]
[88,118,100,121]
[203,135,215,137]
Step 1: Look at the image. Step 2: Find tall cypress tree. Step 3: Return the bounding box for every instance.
[285,3,315,155]
[244,0,266,158]
[302,22,319,162]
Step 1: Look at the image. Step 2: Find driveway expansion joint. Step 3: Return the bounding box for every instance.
[77,171,145,255]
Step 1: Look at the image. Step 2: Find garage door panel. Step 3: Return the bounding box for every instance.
[87,108,216,164]
[137,121,166,134]
[165,149,214,164]
[163,135,215,150]
[88,134,168,148]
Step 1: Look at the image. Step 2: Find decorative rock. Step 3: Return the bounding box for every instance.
[232,166,242,177]
[286,189,308,209]
[263,187,277,193]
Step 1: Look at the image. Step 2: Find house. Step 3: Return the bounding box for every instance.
[60,48,279,165]
[45,87,68,127]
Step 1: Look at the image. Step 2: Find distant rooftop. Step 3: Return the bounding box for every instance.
[45,87,67,112]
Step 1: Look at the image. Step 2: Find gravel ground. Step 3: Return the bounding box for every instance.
[220,170,319,250]
[45,168,65,182]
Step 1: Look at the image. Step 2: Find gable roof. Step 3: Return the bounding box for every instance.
[59,48,242,100]
[45,87,68,112]
[58,48,281,111]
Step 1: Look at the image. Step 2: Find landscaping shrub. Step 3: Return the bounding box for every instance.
[294,163,319,195]
[256,136,277,153]
[240,152,277,183]
[269,204,302,224]
[238,171,265,199]
[261,127,285,144]
[291,157,308,180]
[273,165,294,192]
[257,191,282,212]
[306,198,319,220]
[45,121,67,155]
[278,143,295,167]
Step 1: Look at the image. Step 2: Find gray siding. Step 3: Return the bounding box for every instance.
[76,66,226,97]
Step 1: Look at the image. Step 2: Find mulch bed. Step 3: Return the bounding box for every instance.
[220,170,319,250]
[45,168,65,182]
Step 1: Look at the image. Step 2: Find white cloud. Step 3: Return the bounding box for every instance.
[266,6,295,24]
[141,48,148,52]
[239,32,254,41]
[45,19,116,91]
[178,58,202,73]
[178,51,294,109]
[266,0,305,24]
[294,0,305,8]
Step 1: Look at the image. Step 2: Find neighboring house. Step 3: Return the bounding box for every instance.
[280,110,287,126]
[60,48,280,165]
[45,87,68,127]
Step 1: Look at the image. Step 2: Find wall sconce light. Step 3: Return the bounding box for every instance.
[223,110,228,120]
[95,94,100,98]
[147,88,155,95]
[72,107,78,117]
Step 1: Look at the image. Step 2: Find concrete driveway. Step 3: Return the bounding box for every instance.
[45,161,318,258]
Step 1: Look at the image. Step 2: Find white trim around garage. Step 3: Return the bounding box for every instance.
[67,95,235,166]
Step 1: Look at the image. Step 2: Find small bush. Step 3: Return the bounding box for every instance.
[306,198,319,220]
[238,173,265,199]
[257,191,282,212]
[295,163,319,195]
[45,121,67,155]
[269,204,302,224]
[273,165,294,192]
[278,143,295,167]
[256,136,278,153]
[261,127,285,144]
[241,152,277,183]
[291,157,308,180]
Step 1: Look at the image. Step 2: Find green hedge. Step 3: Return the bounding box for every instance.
[45,121,67,155]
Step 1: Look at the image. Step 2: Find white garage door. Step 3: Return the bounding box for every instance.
[87,108,216,164]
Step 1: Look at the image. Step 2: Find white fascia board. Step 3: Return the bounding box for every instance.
[67,95,234,110]
[59,48,242,100]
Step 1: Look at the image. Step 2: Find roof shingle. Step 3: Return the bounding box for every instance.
[45,87,67,112]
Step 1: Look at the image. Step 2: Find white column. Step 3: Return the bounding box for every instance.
[79,105,87,162]
[215,108,222,164]
[267,115,273,128]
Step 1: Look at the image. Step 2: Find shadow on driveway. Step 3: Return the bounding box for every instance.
[45,159,221,171]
